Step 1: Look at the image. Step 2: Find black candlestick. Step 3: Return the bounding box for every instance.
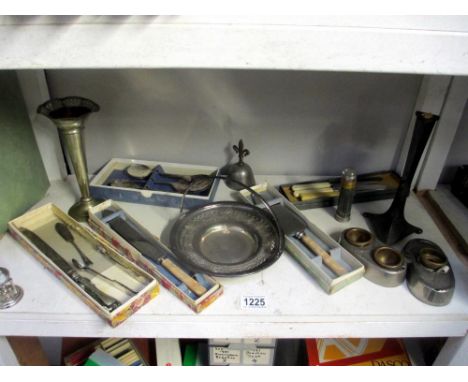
[363,111,440,245]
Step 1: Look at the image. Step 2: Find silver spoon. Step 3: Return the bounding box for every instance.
[152,175,213,194]
[160,172,197,183]
[71,258,138,295]
[55,222,93,266]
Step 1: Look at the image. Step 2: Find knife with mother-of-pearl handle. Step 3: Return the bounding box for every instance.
[291,175,384,192]
[294,185,390,201]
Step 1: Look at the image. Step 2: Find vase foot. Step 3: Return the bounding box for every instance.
[68,197,103,222]
[363,210,423,245]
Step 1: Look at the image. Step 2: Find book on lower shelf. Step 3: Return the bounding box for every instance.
[83,348,124,366]
[155,339,182,366]
[64,338,147,366]
[306,338,412,366]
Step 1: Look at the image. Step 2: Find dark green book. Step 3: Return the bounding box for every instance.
[0,71,49,234]
[183,343,198,366]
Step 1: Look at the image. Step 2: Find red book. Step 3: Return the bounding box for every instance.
[306,338,412,366]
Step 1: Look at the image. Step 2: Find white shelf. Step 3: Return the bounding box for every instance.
[0,175,467,339]
[1,16,468,74]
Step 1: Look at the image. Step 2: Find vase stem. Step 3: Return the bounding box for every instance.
[60,127,91,200]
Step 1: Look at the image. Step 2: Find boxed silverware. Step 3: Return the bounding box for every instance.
[89,158,220,209]
[8,203,159,327]
[278,170,400,210]
[88,200,223,313]
[239,183,365,294]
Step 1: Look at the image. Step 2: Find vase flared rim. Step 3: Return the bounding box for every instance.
[37,96,100,120]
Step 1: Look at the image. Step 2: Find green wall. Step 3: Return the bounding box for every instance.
[0,71,49,234]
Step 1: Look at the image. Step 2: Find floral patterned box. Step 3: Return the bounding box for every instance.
[8,203,159,327]
[88,200,223,313]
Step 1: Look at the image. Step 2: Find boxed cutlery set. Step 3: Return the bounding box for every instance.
[88,200,223,313]
[239,183,365,294]
[279,170,401,210]
[89,158,220,210]
[4,96,456,331]
[8,203,159,326]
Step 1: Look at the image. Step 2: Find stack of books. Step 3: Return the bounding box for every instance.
[64,338,146,366]
[98,338,145,366]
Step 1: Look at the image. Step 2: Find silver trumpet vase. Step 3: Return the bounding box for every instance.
[37,96,102,221]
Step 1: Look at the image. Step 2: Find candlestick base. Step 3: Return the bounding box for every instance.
[363,208,422,245]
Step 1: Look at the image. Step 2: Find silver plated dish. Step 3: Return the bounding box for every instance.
[170,201,284,276]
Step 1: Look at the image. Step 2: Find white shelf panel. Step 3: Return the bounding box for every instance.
[1,16,468,74]
[0,175,467,339]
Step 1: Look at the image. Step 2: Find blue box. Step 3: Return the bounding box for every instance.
[90,158,220,209]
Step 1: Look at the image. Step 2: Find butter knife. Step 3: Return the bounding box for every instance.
[102,212,207,297]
